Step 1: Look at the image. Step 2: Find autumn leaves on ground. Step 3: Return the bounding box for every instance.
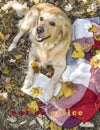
[0,0,100,130]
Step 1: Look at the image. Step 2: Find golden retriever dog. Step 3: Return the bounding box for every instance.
[2,1,72,102]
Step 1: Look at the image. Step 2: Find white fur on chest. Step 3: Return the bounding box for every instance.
[37,48,48,62]
[33,43,54,64]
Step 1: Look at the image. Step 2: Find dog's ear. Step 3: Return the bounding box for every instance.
[60,16,72,41]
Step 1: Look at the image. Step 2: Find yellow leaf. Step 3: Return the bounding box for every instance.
[31,61,39,68]
[31,61,40,73]
[15,54,23,60]
[83,0,88,4]
[27,101,39,112]
[50,121,62,130]
[90,53,100,68]
[73,42,83,51]
[96,50,100,54]
[0,32,4,39]
[72,42,84,58]
[3,67,10,75]
[61,82,77,98]
[72,50,84,58]
[32,0,40,4]
[72,42,93,58]
[94,34,100,41]
[88,25,98,33]
[88,11,95,16]
[69,126,78,130]
[30,87,42,97]
[52,91,63,101]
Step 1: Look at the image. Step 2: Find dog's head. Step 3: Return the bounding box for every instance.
[30,3,72,48]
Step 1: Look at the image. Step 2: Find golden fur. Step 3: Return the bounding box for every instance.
[2,1,72,102]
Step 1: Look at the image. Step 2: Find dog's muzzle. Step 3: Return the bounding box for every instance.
[36,26,51,42]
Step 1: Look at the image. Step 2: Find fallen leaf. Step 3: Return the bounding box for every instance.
[72,42,84,58]
[61,82,77,98]
[88,11,95,16]
[30,87,42,97]
[83,0,88,4]
[70,126,78,130]
[7,116,17,123]
[72,50,85,58]
[90,53,100,68]
[0,32,4,39]
[20,120,27,125]
[72,42,93,58]
[43,116,50,129]
[31,61,39,68]
[64,4,73,11]
[36,115,44,127]
[94,34,100,41]
[8,58,16,63]
[31,61,40,73]
[5,77,14,90]
[79,122,94,128]
[50,121,62,130]
[0,92,8,101]
[3,67,10,75]
[73,42,83,50]
[27,101,39,113]
[32,0,40,4]
[88,25,98,32]
[15,54,23,60]
[29,119,37,126]
[96,50,100,54]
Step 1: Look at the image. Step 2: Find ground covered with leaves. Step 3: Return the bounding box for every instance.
[0,0,100,130]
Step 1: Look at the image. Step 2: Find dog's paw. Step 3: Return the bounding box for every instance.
[8,44,16,52]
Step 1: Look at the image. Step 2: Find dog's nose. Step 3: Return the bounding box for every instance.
[36,26,44,34]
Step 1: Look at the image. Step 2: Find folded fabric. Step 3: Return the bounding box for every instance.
[72,19,93,40]
[44,68,100,128]
[62,58,91,87]
[21,74,61,103]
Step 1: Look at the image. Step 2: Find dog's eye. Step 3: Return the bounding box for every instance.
[49,22,55,26]
[40,17,44,21]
